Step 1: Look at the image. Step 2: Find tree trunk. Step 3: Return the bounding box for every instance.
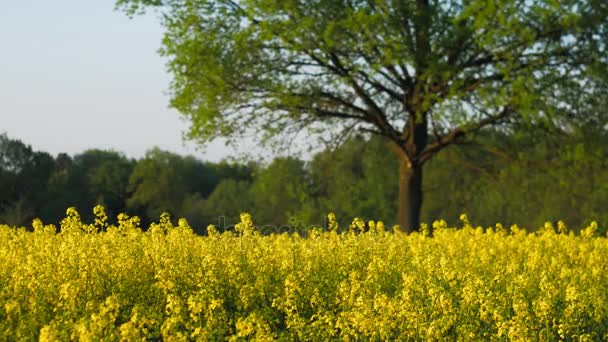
[398,158,423,233]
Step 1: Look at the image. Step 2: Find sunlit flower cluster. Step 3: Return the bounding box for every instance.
[1,207,607,340]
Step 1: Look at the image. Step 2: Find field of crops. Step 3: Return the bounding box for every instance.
[1,207,607,340]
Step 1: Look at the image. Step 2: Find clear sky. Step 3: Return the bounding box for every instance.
[0,0,237,161]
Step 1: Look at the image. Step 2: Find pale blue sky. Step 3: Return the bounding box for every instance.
[0,0,235,161]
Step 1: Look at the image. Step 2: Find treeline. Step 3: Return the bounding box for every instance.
[1,126,607,233]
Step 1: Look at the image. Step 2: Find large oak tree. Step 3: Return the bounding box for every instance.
[117,0,607,232]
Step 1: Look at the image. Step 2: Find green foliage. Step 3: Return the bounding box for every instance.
[211,161,255,183]
[3,125,608,232]
[307,136,398,225]
[202,179,253,230]
[250,157,312,226]
[421,127,608,230]
[126,148,218,222]
[175,193,208,234]
[0,134,55,226]
[40,150,135,223]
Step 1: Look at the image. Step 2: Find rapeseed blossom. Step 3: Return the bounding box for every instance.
[1,207,607,340]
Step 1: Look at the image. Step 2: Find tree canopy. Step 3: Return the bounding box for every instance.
[115,0,606,142]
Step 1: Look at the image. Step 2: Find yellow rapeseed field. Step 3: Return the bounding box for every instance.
[1,206,607,341]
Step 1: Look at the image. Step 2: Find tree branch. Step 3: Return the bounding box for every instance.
[327,52,402,141]
[275,104,372,123]
[418,105,513,164]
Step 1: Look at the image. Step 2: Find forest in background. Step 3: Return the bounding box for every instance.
[1,123,607,234]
